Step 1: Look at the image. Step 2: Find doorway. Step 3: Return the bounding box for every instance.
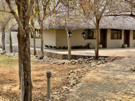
[124,30,130,47]
[100,29,107,48]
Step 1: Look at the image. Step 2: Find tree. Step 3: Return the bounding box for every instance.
[64,0,77,60]
[34,0,60,59]
[57,0,77,60]
[80,0,109,59]
[2,0,34,100]
[64,0,71,60]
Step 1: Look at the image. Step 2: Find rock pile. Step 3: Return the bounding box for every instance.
[33,56,123,66]
[0,50,6,55]
[0,51,18,57]
[52,67,87,101]
[51,56,123,101]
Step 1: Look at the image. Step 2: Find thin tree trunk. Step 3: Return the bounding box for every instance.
[2,28,5,51]
[66,30,71,60]
[9,29,13,53]
[40,23,44,58]
[65,18,71,60]
[33,32,37,55]
[31,19,37,55]
[95,20,100,60]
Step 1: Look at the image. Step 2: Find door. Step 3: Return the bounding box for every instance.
[124,30,130,47]
[100,29,107,48]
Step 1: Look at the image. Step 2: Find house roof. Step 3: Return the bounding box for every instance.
[10,2,135,31]
[43,1,135,30]
[11,16,135,31]
[44,15,135,30]
[100,16,135,30]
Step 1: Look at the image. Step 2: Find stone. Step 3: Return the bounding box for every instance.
[0,50,6,55]
[70,60,76,65]
[60,61,65,65]
[53,91,59,95]
[69,79,77,86]
[97,61,101,65]
[52,95,60,101]
[78,60,83,64]
[91,63,96,67]
[38,56,44,60]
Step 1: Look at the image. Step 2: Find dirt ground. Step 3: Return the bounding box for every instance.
[65,58,135,101]
[0,55,82,101]
[2,55,135,101]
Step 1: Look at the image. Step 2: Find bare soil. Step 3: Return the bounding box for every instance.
[0,55,82,101]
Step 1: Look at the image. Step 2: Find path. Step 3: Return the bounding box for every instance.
[31,48,135,57]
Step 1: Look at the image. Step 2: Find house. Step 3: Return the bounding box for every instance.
[8,1,135,50]
[35,16,135,49]
[9,15,135,52]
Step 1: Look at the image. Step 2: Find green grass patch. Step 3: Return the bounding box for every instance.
[0,55,18,68]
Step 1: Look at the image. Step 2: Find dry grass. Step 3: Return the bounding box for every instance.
[0,55,82,101]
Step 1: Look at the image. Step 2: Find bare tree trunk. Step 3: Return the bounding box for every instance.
[31,19,37,55]
[17,30,22,89]
[17,29,32,101]
[40,23,44,59]
[19,31,32,101]
[17,2,32,101]
[66,30,71,60]
[2,28,5,51]
[33,32,37,55]
[9,29,13,53]
[95,20,100,60]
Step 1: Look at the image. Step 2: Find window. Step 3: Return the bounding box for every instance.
[84,29,96,39]
[133,31,135,39]
[31,29,41,38]
[111,29,122,39]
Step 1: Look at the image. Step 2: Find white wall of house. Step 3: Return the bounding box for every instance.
[56,30,96,48]
[56,30,67,47]
[11,32,18,44]
[44,30,56,46]
[71,30,96,48]
[30,30,56,48]
[107,29,124,48]
[5,32,10,44]
[31,29,135,49]
[11,31,18,52]
[30,38,41,48]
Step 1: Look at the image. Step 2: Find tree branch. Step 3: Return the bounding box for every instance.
[0,9,11,13]
[5,0,25,35]
[105,13,135,17]
[25,0,34,17]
